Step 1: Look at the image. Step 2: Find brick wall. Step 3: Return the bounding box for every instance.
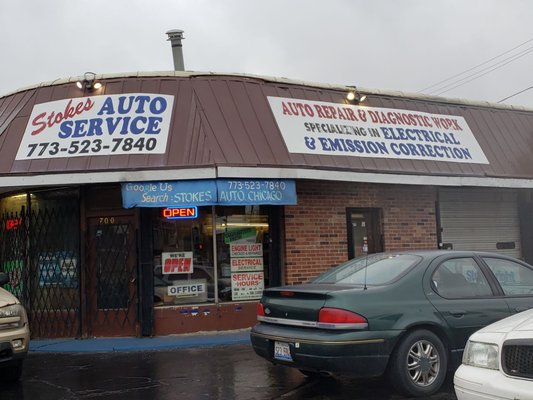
[283,180,438,284]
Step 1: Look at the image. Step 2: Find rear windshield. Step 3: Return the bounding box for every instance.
[312,253,421,286]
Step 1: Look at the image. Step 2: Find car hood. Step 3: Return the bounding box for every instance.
[0,288,19,308]
[475,308,533,335]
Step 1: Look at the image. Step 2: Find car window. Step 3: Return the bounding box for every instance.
[312,253,421,285]
[482,257,533,296]
[432,257,492,298]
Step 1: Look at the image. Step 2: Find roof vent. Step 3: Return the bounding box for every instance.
[166,29,185,71]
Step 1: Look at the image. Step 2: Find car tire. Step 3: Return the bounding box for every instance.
[1,361,23,382]
[388,329,447,397]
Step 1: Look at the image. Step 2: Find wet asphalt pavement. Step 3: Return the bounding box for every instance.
[1,344,457,400]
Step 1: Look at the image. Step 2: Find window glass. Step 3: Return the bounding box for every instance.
[0,190,80,310]
[313,253,421,285]
[483,257,533,296]
[215,206,269,302]
[152,207,214,306]
[0,194,27,298]
[152,205,270,306]
[432,257,492,298]
[29,190,80,311]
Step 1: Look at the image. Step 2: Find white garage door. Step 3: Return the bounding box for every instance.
[438,188,521,258]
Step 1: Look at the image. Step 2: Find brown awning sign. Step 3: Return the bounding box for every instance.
[15,94,174,161]
[267,96,489,165]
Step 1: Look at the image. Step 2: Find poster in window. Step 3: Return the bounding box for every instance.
[231,272,264,300]
[162,251,193,274]
[38,252,78,288]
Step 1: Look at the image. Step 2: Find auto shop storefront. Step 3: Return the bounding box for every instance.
[2,72,533,338]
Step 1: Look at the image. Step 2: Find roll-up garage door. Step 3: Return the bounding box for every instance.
[438,188,521,258]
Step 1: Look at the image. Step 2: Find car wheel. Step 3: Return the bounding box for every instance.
[388,329,447,397]
[1,361,23,382]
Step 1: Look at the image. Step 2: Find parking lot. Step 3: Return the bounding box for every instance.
[1,343,457,400]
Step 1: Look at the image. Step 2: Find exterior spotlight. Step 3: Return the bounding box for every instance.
[346,87,367,104]
[76,72,102,91]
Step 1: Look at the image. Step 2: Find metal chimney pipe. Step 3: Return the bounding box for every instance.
[166,29,185,71]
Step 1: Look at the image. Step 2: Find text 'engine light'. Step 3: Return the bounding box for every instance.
[162,206,198,220]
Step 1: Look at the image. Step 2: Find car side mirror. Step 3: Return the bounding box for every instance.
[0,272,9,286]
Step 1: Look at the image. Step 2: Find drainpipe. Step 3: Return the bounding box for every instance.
[166,29,185,71]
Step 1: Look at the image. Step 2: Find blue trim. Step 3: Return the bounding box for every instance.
[29,330,251,353]
[121,179,297,208]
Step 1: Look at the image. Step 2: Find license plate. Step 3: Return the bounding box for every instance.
[274,341,292,362]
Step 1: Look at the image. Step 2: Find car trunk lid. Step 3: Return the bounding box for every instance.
[260,284,361,323]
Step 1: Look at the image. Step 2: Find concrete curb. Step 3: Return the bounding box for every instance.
[29,329,251,353]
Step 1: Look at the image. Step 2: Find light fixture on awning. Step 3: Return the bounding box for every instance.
[76,72,102,91]
[346,86,367,104]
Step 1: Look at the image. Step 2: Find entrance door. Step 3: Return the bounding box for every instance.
[85,216,138,336]
[347,208,383,259]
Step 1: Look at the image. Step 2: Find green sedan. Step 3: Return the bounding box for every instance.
[250,250,533,397]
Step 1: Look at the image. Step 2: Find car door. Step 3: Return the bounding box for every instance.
[480,256,533,314]
[426,255,511,351]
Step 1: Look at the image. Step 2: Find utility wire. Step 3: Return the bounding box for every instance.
[431,46,533,96]
[498,85,533,103]
[419,38,533,95]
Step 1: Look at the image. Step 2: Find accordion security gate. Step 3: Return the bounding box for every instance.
[86,215,138,337]
[0,207,138,338]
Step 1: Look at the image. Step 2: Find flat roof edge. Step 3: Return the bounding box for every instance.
[2,71,531,112]
[0,167,532,191]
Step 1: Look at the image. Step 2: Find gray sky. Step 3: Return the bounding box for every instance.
[2,0,533,107]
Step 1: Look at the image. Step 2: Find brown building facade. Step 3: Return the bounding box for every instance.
[1,72,532,338]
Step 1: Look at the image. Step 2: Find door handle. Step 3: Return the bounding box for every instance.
[514,307,530,313]
[449,310,465,318]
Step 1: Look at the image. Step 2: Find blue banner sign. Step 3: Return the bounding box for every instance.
[121,179,297,208]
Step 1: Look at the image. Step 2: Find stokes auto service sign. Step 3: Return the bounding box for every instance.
[16,94,174,160]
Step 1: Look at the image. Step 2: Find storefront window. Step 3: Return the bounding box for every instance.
[215,206,269,302]
[0,189,80,313]
[152,207,215,305]
[152,205,270,306]
[0,194,27,298]
[28,190,80,320]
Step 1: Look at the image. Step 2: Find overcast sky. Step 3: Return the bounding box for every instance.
[2,0,533,107]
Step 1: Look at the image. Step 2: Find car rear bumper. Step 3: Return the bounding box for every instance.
[250,322,399,377]
[454,364,533,400]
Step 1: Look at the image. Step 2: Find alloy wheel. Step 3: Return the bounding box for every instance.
[405,339,440,387]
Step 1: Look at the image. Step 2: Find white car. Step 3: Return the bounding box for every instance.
[0,272,30,382]
[454,308,533,400]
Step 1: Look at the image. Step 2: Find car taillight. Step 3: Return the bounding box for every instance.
[317,307,368,329]
[257,302,265,317]
[279,291,295,297]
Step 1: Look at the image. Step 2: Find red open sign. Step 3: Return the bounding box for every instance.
[163,257,192,274]
[162,207,198,220]
[6,218,22,231]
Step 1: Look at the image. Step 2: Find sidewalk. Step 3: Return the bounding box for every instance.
[29,329,251,353]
